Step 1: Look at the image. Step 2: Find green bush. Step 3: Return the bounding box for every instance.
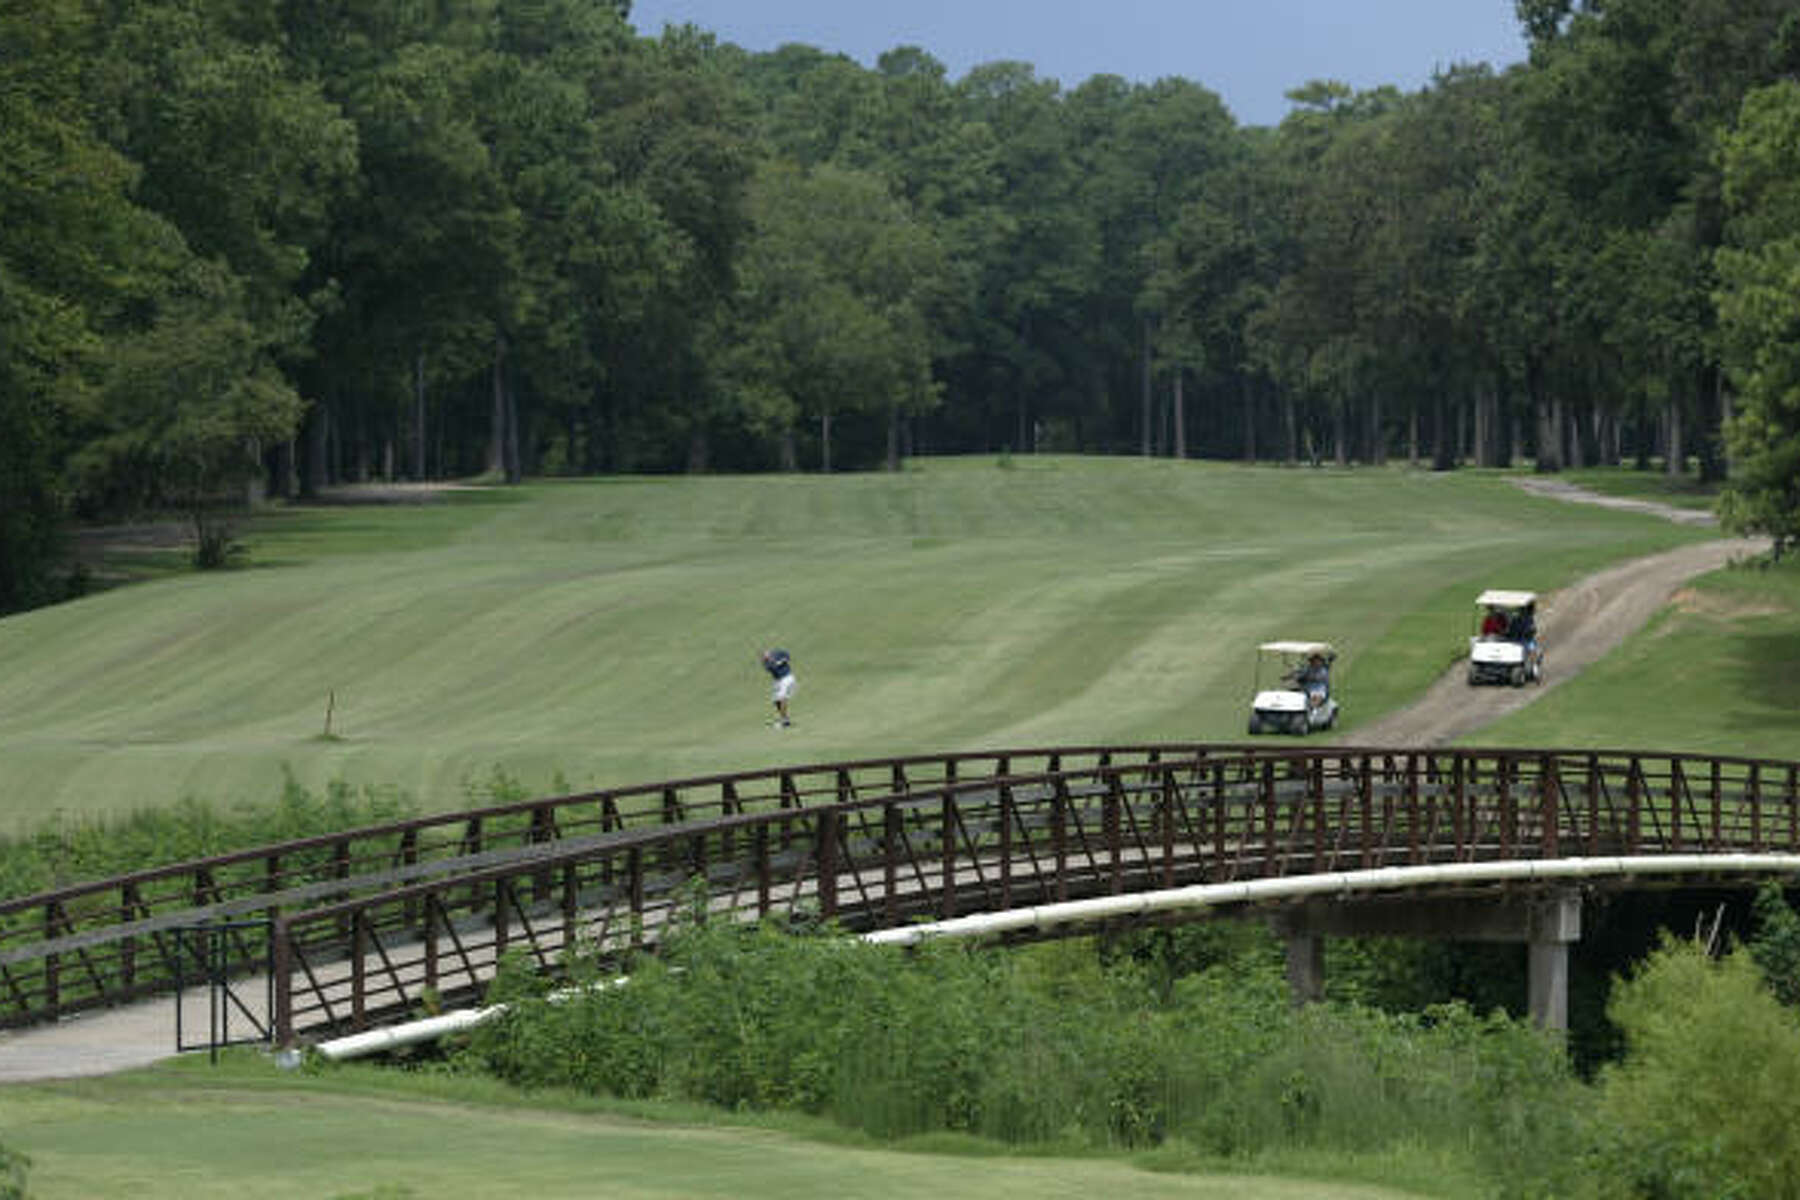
[1588,938,1800,1200]
[0,1139,28,1200]
[462,914,1586,1190]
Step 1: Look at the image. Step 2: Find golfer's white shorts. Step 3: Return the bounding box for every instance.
[772,674,797,703]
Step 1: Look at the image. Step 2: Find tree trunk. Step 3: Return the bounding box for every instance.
[820,410,833,473]
[1242,375,1257,463]
[1332,396,1347,466]
[1172,370,1186,459]
[303,399,328,496]
[1665,396,1684,478]
[780,427,798,472]
[1408,401,1420,467]
[885,400,900,471]
[1140,316,1154,456]
[488,334,508,479]
[413,350,427,481]
[1283,392,1298,464]
[1474,382,1490,467]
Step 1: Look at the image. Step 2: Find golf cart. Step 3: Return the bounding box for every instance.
[1467,589,1544,687]
[1247,641,1339,735]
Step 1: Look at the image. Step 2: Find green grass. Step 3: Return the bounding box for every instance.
[0,1056,1448,1200]
[1467,553,1800,756]
[0,458,1714,826]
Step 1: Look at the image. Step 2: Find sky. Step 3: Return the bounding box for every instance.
[624,1,1528,127]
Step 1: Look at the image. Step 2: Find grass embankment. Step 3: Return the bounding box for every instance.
[0,459,1711,827]
[0,1057,1438,1200]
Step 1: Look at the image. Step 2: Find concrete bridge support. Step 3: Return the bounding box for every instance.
[1275,888,1583,1030]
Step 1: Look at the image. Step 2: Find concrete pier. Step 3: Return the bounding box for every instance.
[1276,888,1583,1030]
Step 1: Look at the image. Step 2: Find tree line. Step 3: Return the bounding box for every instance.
[8,0,1800,612]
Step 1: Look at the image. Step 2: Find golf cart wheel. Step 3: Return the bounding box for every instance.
[1510,665,1526,687]
[1290,712,1310,736]
[1248,714,1263,736]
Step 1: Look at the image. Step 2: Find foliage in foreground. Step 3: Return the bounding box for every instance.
[464,916,1585,1198]
[0,1139,25,1200]
[1589,937,1800,1200]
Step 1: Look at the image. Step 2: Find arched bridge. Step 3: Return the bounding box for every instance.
[4,745,1799,1052]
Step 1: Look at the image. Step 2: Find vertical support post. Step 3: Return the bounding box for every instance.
[1586,754,1601,856]
[999,784,1015,911]
[120,884,140,997]
[1672,756,1689,850]
[1311,757,1327,873]
[1053,777,1070,902]
[1540,754,1560,859]
[884,802,902,928]
[1283,922,1325,1007]
[753,829,769,918]
[940,792,957,919]
[423,894,439,995]
[1627,759,1643,853]
[1160,769,1177,888]
[1711,759,1723,849]
[816,810,839,921]
[1527,890,1581,1032]
[273,917,293,1050]
[493,879,510,961]
[1452,754,1467,858]
[561,862,579,953]
[43,902,60,1018]
[1357,756,1373,870]
[1498,758,1516,857]
[351,910,367,1031]
[1750,764,1763,852]
[1105,772,1123,895]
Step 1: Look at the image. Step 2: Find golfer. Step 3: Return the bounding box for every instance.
[760,648,796,728]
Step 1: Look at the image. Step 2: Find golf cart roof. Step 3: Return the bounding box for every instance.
[1258,640,1335,657]
[1476,590,1537,609]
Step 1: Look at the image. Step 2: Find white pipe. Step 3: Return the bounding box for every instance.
[308,855,1800,1061]
[311,976,628,1063]
[861,855,1800,946]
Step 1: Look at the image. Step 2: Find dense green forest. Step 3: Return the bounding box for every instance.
[9,0,1800,612]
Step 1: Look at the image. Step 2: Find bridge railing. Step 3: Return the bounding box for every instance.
[269,747,1800,1043]
[0,744,1227,1028]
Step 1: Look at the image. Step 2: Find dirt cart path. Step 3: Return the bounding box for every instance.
[1342,481,1766,749]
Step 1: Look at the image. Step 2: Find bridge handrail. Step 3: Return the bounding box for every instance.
[6,745,1798,1034]
[266,747,1800,1043]
[0,744,1261,1024]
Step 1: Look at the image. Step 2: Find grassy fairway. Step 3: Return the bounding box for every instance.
[0,1059,1447,1200]
[0,458,1710,825]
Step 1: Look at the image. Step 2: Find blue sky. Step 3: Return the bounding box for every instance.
[625,1,1527,127]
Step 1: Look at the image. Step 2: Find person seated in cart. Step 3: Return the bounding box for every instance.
[1296,652,1332,707]
[1480,607,1507,638]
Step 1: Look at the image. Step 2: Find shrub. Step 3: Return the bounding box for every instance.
[1589,938,1800,1200]
[462,915,1587,1190]
[0,1139,28,1200]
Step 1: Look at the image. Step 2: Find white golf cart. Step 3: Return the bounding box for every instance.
[1467,589,1544,687]
[1247,641,1339,736]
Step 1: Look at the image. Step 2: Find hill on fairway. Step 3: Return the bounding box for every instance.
[0,458,1713,826]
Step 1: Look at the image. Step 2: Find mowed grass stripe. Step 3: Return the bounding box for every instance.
[0,459,1711,823]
